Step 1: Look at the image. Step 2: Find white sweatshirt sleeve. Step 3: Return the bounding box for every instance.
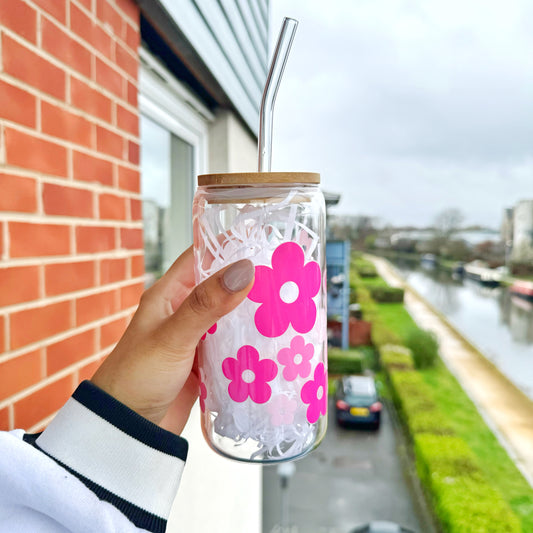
[0,380,188,533]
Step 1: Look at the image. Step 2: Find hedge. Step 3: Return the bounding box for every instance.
[381,348,520,532]
[328,347,364,374]
[365,285,405,303]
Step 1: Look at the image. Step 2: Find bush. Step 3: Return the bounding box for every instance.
[379,345,414,370]
[415,434,521,533]
[352,256,377,278]
[366,285,404,303]
[405,328,439,368]
[328,347,364,374]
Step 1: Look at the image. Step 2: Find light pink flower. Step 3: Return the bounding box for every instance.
[277,335,314,381]
[248,242,321,338]
[267,394,298,426]
[222,345,278,404]
[301,363,327,423]
[201,323,217,341]
[199,381,207,413]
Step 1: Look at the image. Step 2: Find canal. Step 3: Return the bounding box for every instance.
[390,259,533,400]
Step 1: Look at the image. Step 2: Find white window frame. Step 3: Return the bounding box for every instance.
[139,47,213,183]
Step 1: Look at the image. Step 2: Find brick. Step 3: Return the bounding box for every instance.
[0,407,8,430]
[11,301,71,350]
[76,225,115,253]
[72,150,113,186]
[120,227,142,250]
[118,165,139,192]
[71,77,112,123]
[41,101,93,148]
[95,57,123,98]
[0,350,41,401]
[14,375,73,429]
[33,0,67,23]
[3,35,65,100]
[0,79,37,128]
[70,3,112,59]
[0,266,40,306]
[45,260,95,296]
[76,289,118,325]
[100,257,126,284]
[130,254,145,277]
[128,140,139,165]
[120,281,143,309]
[96,0,123,38]
[125,21,140,52]
[42,17,91,78]
[130,198,142,220]
[46,329,96,374]
[0,174,37,213]
[0,0,37,43]
[5,128,68,177]
[74,0,92,10]
[9,222,70,258]
[99,193,126,220]
[0,222,3,257]
[77,358,101,382]
[42,182,93,217]
[0,316,5,352]
[96,125,123,159]
[115,0,139,25]
[116,104,138,135]
[115,42,137,79]
[127,80,137,107]
[100,316,127,348]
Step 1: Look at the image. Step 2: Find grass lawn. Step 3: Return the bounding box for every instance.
[374,302,418,344]
[421,360,533,530]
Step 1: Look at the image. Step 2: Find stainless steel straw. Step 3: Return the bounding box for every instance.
[258,17,298,172]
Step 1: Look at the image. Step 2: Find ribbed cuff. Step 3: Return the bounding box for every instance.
[26,380,188,533]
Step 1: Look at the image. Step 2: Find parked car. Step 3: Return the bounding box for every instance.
[349,520,416,533]
[335,375,382,429]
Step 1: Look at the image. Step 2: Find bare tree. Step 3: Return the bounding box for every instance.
[433,208,465,240]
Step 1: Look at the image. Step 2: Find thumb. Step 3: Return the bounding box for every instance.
[159,258,255,351]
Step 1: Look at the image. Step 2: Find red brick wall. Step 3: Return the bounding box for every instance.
[0,0,143,432]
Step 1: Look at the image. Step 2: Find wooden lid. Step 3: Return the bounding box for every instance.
[198,172,320,186]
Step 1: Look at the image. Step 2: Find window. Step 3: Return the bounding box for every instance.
[139,49,211,284]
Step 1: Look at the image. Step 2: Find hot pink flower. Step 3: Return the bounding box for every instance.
[201,323,217,341]
[222,345,278,404]
[267,394,298,426]
[277,335,314,381]
[199,381,207,413]
[248,242,321,338]
[301,363,327,423]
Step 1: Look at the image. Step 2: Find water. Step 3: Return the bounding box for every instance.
[392,260,533,400]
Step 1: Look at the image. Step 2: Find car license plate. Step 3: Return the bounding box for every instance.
[350,407,369,417]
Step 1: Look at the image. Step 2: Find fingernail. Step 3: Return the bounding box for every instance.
[222,259,255,293]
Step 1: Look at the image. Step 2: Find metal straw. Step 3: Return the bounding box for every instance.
[258,17,298,172]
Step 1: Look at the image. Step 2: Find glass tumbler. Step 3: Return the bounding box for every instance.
[193,172,327,462]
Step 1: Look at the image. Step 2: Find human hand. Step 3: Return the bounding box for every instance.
[91,246,254,434]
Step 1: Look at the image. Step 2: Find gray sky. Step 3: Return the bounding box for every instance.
[270,0,533,228]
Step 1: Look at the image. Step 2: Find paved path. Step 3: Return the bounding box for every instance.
[371,256,533,488]
[262,399,430,533]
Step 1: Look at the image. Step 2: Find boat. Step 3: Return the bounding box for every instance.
[464,260,503,287]
[509,280,533,301]
[420,253,437,269]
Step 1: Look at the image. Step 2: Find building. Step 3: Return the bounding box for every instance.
[0,1,269,531]
[510,200,533,264]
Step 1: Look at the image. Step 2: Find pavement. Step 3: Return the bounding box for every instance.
[371,255,533,488]
[262,399,430,533]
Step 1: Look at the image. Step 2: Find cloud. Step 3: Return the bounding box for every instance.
[270,0,533,226]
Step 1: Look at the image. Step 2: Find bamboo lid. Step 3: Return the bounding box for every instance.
[198,172,320,186]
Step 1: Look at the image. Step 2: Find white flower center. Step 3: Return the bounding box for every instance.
[316,385,324,401]
[279,281,299,304]
[293,353,303,365]
[241,369,255,383]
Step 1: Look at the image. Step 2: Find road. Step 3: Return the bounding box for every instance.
[262,399,429,533]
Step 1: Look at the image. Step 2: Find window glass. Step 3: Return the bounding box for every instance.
[140,115,194,285]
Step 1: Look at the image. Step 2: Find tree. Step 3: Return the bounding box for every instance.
[433,208,465,240]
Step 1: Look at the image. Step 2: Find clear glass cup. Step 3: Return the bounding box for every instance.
[193,172,327,462]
